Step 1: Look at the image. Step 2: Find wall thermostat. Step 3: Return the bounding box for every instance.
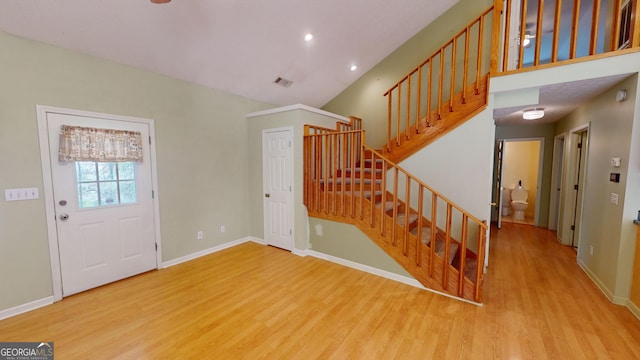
[610,173,620,182]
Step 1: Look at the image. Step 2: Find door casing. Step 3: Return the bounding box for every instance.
[37,105,162,301]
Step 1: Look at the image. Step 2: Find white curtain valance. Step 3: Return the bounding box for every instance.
[58,125,143,162]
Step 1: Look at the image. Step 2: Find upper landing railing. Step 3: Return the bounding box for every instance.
[499,0,640,73]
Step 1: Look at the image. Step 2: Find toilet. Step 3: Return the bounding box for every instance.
[511,187,529,220]
[501,187,511,216]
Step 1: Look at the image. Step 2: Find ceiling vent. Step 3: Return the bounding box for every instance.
[274,77,293,88]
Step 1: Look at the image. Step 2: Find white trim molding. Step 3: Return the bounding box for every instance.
[0,297,54,321]
[305,250,482,306]
[162,237,261,268]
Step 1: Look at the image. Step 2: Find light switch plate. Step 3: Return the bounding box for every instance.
[610,192,619,205]
[4,188,39,201]
[611,157,621,167]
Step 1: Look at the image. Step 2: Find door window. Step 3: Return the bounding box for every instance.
[76,161,137,208]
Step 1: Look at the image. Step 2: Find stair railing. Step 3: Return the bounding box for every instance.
[499,0,640,73]
[383,6,496,155]
[303,128,487,302]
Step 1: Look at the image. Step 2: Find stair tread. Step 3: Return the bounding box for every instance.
[411,226,458,264]
[343,190,382,199]
[395,213,418,226]
[375,201,397,213]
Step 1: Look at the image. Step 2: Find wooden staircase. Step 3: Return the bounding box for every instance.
[304,123,487,302]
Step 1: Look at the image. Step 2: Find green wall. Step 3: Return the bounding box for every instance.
[0,31,273,312]
[555,75,640,301]
[322,0,494,148]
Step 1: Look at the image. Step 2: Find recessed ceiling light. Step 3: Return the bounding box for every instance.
[522,108,544,120]
[350,65,358,72]
[304,33,313,42]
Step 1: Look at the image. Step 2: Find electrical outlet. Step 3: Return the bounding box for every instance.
[590,245,594,256]
[197,231,203,240]
[220,225,226,233]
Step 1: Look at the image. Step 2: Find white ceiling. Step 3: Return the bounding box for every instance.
[0,0,459,108]
[494,74,631,126]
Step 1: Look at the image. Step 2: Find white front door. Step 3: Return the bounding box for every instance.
[44,111,157,296]
[263,128,294,251]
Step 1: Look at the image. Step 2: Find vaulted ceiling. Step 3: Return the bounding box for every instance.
[0,0,459,107]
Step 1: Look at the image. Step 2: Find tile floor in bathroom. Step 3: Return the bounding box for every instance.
[501,214,535,226]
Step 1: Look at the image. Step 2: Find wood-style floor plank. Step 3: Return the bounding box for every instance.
[1,222,639,359]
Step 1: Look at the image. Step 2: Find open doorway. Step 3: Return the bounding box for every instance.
[496,138,544,227]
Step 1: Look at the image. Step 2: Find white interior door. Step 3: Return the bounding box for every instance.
[45,112,157,296]
[263,128,294,251]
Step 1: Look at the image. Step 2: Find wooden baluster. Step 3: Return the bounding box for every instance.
[315,135,322,213]
[380,160,387,236]
[303,137,308,208]
[489,3,501,74]
[462,25,470,103]
[438,48,444,120]
[416,186,424,266]
[458,215,468,297]
[589,0,602,55]
[324,134,330,215]
[333,133,338,215]
[396,83,402,146]
[403,175,410,256]
[501,0,512,72]
[475,221,487,302]
[571,0,582,59]
[387,92,392,152]
[632,0,640,48]
[443,203,453,290]
[552,0,562,63]
[534,0,544,66]
[392,168,399,246]
[341,133,347,217]
[477,15,485,94]
[427,59,433,125]
[406,75,411,140]
[518,0,528,69]
[450,38,457,112]
[429,194,437,276]
[371,151,378,227]
[350,132,356,218]
[360,134,366,221]
[416,66,422,133]
[611,0,622,51]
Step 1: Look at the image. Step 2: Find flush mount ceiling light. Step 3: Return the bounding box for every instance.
[350,64,358,72]
[151,0,171,3]
[522,108,545,120]
[304,33,314,42]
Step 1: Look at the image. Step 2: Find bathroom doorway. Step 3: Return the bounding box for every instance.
[497,138,544,226]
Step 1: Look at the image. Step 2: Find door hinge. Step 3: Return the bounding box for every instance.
[289,185,292,192]
[577,142,582,149]
[289,140,292,147]
[290,229,292,236]
[574,184,578,190]
[149,136,152,145]
[155,243,158,251]
[152,190,155,199]
[571,225,576,231]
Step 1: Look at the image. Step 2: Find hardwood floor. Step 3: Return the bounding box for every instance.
[1,222,639,359]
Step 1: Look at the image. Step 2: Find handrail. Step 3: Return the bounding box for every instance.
[499,0,640,72]
[303,128,487,302]
[382,6,495,155]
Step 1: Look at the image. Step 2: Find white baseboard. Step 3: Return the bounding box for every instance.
[577,258,630,305]
[627,299,640,320]
[162,237,261,268]
[305,250,482,306]
[0,296,54,321]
